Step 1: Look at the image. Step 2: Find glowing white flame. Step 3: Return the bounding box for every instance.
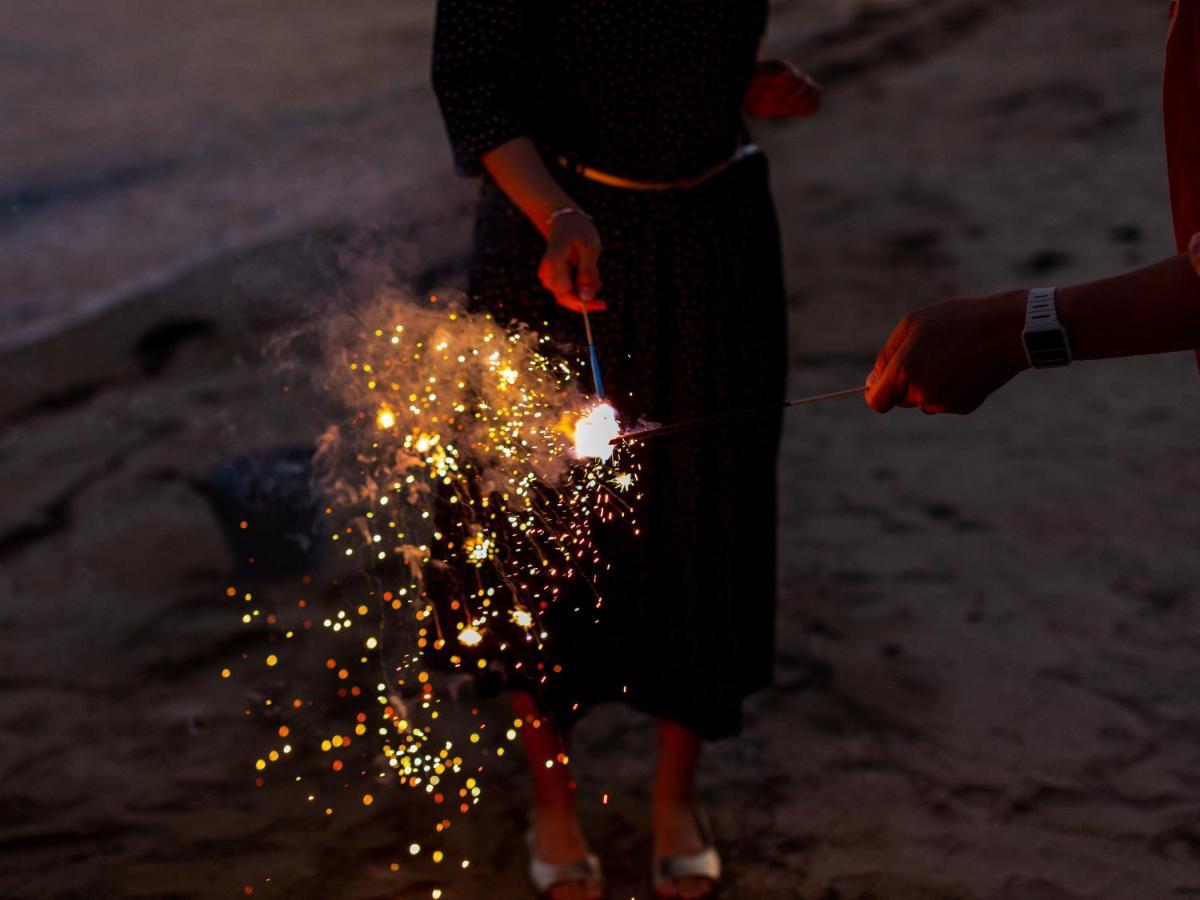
[458,626,483,647]
[573,402,619,460]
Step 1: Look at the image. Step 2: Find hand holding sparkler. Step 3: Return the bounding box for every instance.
[540,206,607,314]
[865,291,1029,415]
[574,298,617,460]
[475,138,605,313]
[865,247,1200,415]
[543,207,608,403]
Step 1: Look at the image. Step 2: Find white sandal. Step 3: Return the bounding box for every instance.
[526,827,605,899]
[651,808,721,899]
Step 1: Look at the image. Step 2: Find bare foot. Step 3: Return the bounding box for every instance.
[531,806,604,900]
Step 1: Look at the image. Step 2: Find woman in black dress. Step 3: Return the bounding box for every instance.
[432,3,819,897]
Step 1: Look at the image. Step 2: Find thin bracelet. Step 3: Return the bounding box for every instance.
[546,206,591,231]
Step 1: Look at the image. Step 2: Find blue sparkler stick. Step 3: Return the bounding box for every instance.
[580,305,605,399]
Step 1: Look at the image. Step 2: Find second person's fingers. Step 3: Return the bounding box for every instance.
[865,344,912,413]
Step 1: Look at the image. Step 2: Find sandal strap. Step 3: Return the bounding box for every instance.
[653,846,721,884]
[526,828,603,893]
[652,808,721,885]
[529,853,603,892]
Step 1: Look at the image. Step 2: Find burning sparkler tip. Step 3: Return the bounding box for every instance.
[573,402,619,461]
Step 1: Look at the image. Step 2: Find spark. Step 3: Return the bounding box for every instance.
[463,532,494,565]
[225,294,644,895]
[610,472,635,492]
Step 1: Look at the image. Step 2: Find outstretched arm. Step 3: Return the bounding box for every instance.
[865,249,1200,414]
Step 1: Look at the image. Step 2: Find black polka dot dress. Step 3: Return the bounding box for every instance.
[432,0,786,740]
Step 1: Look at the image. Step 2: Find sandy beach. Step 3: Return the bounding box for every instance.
[2,0,1199,897]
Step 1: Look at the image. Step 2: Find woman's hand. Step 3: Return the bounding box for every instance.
[539,209,607,313]
[865,290,1030,414]
[744,60,822,118]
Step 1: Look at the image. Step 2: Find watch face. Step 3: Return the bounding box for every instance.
[1024,327,1070,367]
[1023,330,1065,354]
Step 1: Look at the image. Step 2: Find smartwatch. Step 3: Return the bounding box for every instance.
[1022,287,1072,368]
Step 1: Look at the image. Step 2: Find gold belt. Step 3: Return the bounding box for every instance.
[555,143,760,191]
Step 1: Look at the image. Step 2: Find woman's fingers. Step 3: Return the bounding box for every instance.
[540,239,607,312]
[556,294,609,314]
[575,241,603,303]
[539,258,608,313]
[541,206,607,312]
[539,254,575,303]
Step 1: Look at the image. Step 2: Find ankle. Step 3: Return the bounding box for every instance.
[652,808,705,857]
[653,793,696,821]
[532,802,579,824]
[530,805,590,863]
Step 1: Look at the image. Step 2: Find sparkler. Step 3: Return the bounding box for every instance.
[226,293,643,893]
[611,386,867,444]
[571,304,617,461]
[580,305,605,399]
[324,293,639,683]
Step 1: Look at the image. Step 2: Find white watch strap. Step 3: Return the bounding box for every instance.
[1025,286,1060,328]
[1023,286,1072,368]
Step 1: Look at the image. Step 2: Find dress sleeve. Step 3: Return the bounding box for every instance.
[432,0,533,177]
[1190,232,1200,281]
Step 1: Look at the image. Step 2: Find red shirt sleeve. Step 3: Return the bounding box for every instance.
[1164,0,1200,251]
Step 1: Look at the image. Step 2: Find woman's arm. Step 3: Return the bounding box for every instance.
[432,0,604,314]
[481,138,605,313]
[865,250,1200,414]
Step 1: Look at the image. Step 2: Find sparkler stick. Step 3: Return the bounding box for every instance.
[580,305,606,399]
[610,386,867,445]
